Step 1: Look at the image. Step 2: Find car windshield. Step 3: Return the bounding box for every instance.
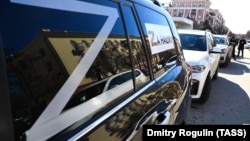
[247,40,250,43]
[179,34,206,51]
[214,37,225,44]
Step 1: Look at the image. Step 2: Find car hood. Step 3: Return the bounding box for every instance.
[183,50,208,66]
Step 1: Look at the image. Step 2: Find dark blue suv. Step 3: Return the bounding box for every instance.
[0,0,192,140]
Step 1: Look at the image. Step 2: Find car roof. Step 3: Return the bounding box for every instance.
[178,29,206,36]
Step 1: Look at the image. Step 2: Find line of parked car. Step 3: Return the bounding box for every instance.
[178,29,233,104]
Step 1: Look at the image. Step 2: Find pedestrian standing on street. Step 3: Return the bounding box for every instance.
[237,36,246,58]
[229,35,238,60]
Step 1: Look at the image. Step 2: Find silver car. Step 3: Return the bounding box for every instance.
[214,34,233,67]
[245,40,250,49]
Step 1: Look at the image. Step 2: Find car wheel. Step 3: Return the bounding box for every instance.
[193,75,211,104]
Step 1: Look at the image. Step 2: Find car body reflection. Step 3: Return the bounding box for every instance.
[64,69,148,110]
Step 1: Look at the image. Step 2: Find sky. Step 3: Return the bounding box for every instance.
[209,0,250,34]
[159,0,250,34]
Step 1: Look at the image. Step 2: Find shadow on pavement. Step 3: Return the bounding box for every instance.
[219,60,250,75]
[187,76,250,125]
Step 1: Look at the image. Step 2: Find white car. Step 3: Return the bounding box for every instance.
[245,40,250,49]
[214,34,233,67]
[178,29,221,104]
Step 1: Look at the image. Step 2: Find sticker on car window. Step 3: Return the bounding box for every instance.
[145,23,174,54]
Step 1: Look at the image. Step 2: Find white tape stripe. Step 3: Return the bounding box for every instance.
[11,0,119,140]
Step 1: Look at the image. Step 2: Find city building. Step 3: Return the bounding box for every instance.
[165,0,228,34]
[209,9,227,34]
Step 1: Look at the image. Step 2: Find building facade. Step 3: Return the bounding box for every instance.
[166,0,228,34]
[209,9,227,34]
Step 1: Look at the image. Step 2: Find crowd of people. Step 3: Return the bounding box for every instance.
[229,35,247,60]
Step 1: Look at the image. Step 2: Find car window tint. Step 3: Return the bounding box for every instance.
[179,34,206,51]
[135,4,177,77]
[1,0,151,139]
[78,4,151,141]
[118,5,150,88]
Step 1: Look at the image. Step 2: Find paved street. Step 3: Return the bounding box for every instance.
[187,49,250,125]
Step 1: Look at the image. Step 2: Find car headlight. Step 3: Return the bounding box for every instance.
[192,65,206,73]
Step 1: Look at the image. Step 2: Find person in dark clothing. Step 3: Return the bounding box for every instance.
[229,36,238,60]
[237,37,246,58]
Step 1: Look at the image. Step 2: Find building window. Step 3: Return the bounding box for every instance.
[186,2,191,7]
[178,9,184,17]
[184,9,191,18]
[198,1,205,7]
[192,2,197,7]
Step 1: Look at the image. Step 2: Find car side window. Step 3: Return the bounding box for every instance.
[135,4,178,78]
[72,4,151,141]
[1,1,151,140]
